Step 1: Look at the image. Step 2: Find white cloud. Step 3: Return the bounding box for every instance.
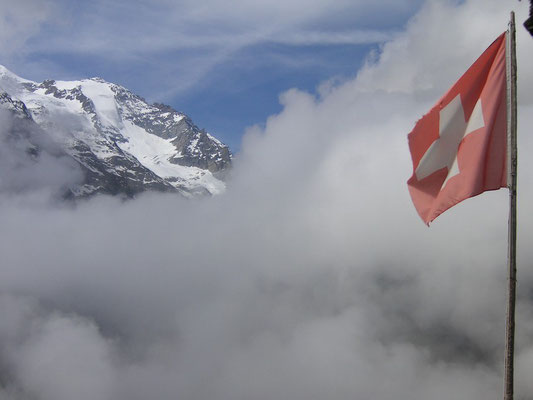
[0,0,421,97]
[0,0,56,54]
[0,110,83,196]
[4,0,415,54]
[1,1,533,399]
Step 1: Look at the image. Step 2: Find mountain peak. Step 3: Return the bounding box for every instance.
[0,66,232,198]
[0,64,15,77]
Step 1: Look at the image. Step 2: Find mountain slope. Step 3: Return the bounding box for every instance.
[0,65,231,198]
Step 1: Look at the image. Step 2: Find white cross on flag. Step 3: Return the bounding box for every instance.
[407,33,508,225]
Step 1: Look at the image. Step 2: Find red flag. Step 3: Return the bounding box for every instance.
[407,33,508,225]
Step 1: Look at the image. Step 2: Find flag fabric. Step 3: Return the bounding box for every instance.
[407,33,508,225]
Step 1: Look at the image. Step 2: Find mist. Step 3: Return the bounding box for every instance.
[1,1,533,399]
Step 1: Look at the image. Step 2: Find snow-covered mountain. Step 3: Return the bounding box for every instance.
[0,65,231,198]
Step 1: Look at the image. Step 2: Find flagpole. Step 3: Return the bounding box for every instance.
[504,11,518,400]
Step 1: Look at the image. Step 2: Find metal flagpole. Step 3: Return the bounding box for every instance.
[504,11,518,400]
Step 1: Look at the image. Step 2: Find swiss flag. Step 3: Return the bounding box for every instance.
[407,33,508,225]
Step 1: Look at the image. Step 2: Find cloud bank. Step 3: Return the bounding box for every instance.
[1,1,533,399]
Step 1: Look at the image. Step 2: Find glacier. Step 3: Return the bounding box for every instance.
[0,65,232,198]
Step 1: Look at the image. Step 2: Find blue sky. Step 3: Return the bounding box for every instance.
[0,0,425,151]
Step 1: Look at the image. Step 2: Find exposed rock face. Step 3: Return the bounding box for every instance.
[0,65,232,198]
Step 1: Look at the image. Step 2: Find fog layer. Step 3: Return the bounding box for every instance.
[1,1,533,399]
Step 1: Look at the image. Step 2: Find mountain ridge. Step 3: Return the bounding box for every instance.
[0,65,232,198]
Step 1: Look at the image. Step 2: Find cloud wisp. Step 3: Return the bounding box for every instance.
[0,0,419,99]
[1,1,533,400]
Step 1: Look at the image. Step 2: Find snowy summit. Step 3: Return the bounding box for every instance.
[0,65,232,198]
